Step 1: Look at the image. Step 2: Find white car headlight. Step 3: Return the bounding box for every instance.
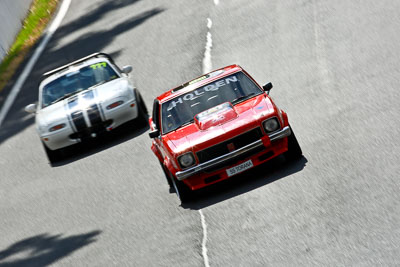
[49,123,66,132]
[178,152,196,169]
[263,117,280,133]
[106,100,124,110]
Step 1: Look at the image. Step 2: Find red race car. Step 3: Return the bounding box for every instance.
[149,65,302,203]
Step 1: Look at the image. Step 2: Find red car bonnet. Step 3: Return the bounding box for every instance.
[164,94,275,154]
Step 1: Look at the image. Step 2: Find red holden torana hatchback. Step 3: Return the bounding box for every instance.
[149,65,302,203]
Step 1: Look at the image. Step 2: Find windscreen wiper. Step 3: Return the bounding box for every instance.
[173,119,194,131]
[88,80,107,90]
[50,92,77,105]
[231,93,256,105]
[49,86,89,105]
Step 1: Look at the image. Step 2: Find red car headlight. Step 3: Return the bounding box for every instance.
[263,117,280,133]
[178,152,196,169]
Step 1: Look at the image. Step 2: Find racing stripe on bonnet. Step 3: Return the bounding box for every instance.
[83,90,102,126]
[68,96,86,132]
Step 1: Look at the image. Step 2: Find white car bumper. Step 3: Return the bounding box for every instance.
[41,99,139,151]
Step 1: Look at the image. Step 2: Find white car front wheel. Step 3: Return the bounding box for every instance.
[134,90,148,126]
[42,142,64,164]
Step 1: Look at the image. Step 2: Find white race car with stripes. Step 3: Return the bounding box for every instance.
[25,53,148,163]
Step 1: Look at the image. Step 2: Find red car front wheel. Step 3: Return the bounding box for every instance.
[284,125,302,160]
[170,171,192,203]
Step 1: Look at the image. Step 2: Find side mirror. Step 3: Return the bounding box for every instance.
[149,129,160,138]
[121,65,132,74]
[25,103,37,113]
[263,82,273,94]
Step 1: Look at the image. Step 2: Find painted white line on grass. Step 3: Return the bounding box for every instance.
[199,209,210,267]
[0,0,72,127]
[202,18,213,74]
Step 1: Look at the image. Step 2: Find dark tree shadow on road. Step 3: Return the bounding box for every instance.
[53,0,143,40]
[0,5,164,146]
[0,230,101,267]
[181,156,308,210]
[45,7,164,69]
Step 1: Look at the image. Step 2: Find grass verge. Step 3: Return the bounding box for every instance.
[0,0,59,92]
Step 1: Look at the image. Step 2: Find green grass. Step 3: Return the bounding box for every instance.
[0,0,59,91]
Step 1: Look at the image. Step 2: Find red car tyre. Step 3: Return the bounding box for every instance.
[284,125,302,160]
[160,163,173,188]
[169,170,192,203]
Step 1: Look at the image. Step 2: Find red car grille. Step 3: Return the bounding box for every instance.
[196,127,263,164]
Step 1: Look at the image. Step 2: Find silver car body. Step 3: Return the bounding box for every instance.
[35,56,139,150]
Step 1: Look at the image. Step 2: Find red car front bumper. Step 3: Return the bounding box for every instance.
[175,126,291,190]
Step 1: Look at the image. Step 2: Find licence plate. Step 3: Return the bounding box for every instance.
[226,160,254,177]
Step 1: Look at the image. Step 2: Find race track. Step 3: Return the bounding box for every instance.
[0,0,399,266]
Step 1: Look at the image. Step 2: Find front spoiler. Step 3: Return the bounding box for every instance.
[175,126,291,181]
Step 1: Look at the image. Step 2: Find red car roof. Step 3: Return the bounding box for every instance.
[157,64,243,103]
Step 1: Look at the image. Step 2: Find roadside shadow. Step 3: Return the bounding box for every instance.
[0,6,164,146]
[50,122,149,167]
[181,156,308,210]
[0,230,101,267]
[53,0,143,40]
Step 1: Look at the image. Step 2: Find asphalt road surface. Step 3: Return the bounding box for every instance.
[0,0,399,266]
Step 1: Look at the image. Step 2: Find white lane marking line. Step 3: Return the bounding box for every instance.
[0,0,72,127]
[199,16,213,267]
[199,15,214,267]
[202,18,213,74]
[199,209,210,267]
[312,0,330,86]
[214,0,219,5]
[207,18,212,29]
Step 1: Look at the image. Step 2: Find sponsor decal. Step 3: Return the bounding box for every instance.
[167,76,238,111]
[212,114,225,123]
[196,102,232,121]
[188,69,225,85]
[189,75,207,85]
[90,62,107,69]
